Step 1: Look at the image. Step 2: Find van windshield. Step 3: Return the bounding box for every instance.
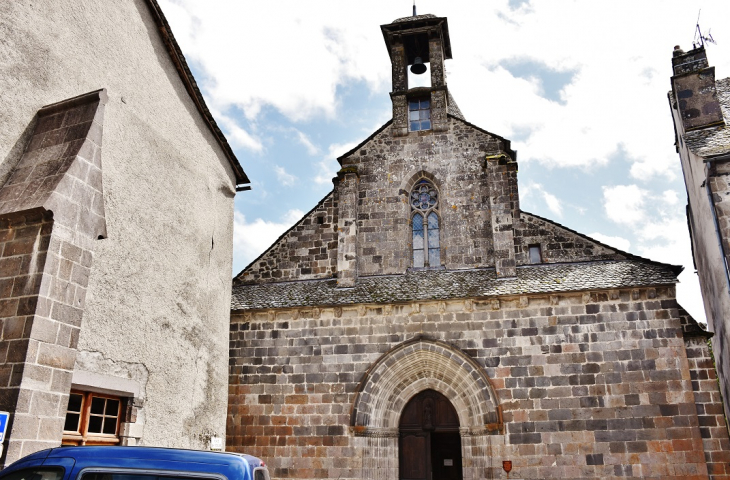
[1,468,64,480]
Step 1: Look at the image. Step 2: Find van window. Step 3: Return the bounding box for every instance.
[82,474,220,480]
[1,468,64,480]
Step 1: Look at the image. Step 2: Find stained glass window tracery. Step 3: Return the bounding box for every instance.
[410,179,440,268]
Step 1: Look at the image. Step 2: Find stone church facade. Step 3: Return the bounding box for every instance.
[0,0,248,466]
[230,14,730,480]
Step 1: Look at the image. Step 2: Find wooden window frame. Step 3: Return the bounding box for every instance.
[62,391,124,446]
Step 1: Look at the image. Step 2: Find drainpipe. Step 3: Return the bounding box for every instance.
[704,157,730,294]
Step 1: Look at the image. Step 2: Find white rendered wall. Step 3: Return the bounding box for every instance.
[0,0,236,450]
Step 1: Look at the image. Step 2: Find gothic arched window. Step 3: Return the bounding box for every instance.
[411,179,440,268]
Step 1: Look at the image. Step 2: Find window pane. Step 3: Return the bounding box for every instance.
[428,248,440,267]
[410,122,420,131]
[83,475,158,480]
[427,228,439,248]
[90,397,105,415]
[420,120,431,130]
[413,228,424,250]
[103,417,118,435]
[413,249,424,268]
[420,99,430,109]
[409,110,420,121]
[420,109,431,120]
[68,393,82,412]
[529,246,542,264]
[105,399,120,415]
[413,213,423,231]
[3,468,64,480]
[88,415,103,433]
[64,413,80,432]
[427,213,439,230]
[409,101,420,111]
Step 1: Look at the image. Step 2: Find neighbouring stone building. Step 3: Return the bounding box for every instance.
[0,0,249,466]
[669,44,730,430]
[229,13,730,480]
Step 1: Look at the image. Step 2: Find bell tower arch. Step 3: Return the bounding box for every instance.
[381,13,453,135]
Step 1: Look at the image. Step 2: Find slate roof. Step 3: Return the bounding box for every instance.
[447,92,465,121]
[684,77,730,158]
[231,260,678,310]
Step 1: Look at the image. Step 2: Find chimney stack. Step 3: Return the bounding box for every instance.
[670,45,724,131]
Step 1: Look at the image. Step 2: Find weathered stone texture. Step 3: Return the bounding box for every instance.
[236,194,338,285]
[515,212,626,265]
[236,117,632,285]
[341,118,506,276]
[228,286,724,479]
[685,334,730,478]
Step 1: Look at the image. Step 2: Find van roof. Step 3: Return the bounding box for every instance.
[4,446,261,479]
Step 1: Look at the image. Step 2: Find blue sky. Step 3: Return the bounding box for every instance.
[160,0,730,323]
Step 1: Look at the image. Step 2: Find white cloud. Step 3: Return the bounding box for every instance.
[209,108,263,152]
[587,233,631,252]
[662,189,680,205]
[161,0,730,180]
[522,182,563,217]
[295,131,320,156]
[602,185,647,225]
[232,209,304,267]
[158,0,391,122]
[273,165,296,186]
[314,140,360,185]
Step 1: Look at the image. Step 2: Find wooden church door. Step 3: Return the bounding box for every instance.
[399,390,463,480]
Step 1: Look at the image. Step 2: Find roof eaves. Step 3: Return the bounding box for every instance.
[448,114,517,161]
[337,120,393,164]
[143,0,250,186]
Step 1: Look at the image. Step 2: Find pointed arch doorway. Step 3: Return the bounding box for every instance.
[399,389,463,480]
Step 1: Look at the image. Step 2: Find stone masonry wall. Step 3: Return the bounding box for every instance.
[0,212,54,417]
[236,193,338,284]
[685,334,730,477]
[228,286,724,479]
[340,117,506,275]
[235,119,635,287]
[0,210,96,465]
[515,213,626,265]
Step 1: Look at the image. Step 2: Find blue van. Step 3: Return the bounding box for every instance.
[0,447,269,480]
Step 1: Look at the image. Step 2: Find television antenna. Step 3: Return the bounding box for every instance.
[693,10,717,49]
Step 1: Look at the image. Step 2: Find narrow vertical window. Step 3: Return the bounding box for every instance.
[409,98,431,132]
[528,244,542,264]
[413,213,425,268]
[410,179,440,267]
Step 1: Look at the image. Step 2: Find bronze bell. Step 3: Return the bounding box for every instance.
[410,57,427,75]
